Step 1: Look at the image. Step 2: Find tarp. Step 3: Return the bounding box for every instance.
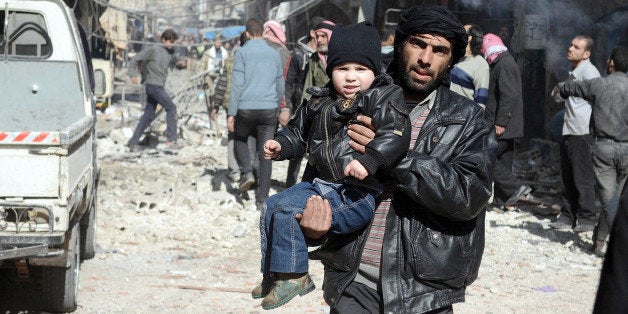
[183,27,199,35]
[203,26,245,40]
[222,26,245,39]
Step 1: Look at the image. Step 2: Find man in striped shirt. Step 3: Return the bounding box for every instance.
[449,24,489,108]
[298,6,496,313]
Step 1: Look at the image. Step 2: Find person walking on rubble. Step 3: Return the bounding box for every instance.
[227,18,284,208]
[553,46,628,256]
[127,29,184,151]
[550,35,601,233]
[297,6,497,312]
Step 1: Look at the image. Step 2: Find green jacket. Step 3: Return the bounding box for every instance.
[300,52,329,103]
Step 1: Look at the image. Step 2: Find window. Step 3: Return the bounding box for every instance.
[0,11,52,58]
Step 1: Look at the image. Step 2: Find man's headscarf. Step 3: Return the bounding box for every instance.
[388,6,467,75]
[263,20,286,48]
[314,20,335,42]
[313,20,336,67]
[482,33,508,64]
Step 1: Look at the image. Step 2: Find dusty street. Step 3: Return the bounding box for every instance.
[79,115,602,313]
[1,70,603,313]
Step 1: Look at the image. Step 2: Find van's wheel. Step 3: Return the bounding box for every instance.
[81,192,97,260]
[42,223,80,312]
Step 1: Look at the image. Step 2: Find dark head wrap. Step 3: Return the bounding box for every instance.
[388,6,467,75]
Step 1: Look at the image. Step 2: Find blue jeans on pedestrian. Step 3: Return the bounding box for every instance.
[259,179,375,275]
[128,84,178,145]
[592,138,628,242]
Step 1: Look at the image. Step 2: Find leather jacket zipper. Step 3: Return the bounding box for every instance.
[322,105,339,179]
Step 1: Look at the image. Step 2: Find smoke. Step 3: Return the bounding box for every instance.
[459,0,619,78]
[597,10,628,32]
[541,0,595,79]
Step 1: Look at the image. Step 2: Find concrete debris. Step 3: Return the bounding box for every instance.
[67,69,604,312]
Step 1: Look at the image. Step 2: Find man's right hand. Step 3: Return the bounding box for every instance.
[295,195,332,240]
[263,140,281,159]
[348,115,376,154]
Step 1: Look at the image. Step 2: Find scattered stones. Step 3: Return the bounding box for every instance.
[72,70,602,313]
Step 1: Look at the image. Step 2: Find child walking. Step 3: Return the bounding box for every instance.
[254,21,410,310]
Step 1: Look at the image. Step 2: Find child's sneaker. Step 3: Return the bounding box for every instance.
[261,273,315,310]
[251,276,272,299]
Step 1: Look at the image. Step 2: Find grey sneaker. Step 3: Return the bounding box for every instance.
[128,144,145,153]
[239,173,255,191]
[549,218,573,230]
[165,141,182,150]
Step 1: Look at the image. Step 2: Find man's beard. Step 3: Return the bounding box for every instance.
[399,58,447,99]
[317,44,328,54]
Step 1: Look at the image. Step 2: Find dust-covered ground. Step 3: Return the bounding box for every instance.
[0,69,603,313]
[78,117,603,313]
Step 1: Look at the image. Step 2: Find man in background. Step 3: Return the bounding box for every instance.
[379,26,395,72]
[227,19,284,209]
[450,24,489,108]
[283,16,324,188]
[550,35,601,233]
[300,20,335,102]
[554,46,628,255]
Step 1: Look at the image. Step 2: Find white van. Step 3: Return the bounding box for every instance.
[0,0,102,311]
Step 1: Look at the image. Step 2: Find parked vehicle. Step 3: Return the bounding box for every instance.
[0,0,102,311]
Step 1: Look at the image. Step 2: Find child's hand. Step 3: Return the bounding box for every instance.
[344,160,369,180]
[263,140,281,159]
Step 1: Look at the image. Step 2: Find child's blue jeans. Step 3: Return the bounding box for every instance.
[260,178,375,275]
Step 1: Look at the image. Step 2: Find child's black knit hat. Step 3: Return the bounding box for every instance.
[326,21,381,78]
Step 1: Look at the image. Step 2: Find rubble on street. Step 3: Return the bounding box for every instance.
[1,69,602,312]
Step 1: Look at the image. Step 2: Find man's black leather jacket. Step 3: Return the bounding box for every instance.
[274,74,410,193]
[310,86,497,313]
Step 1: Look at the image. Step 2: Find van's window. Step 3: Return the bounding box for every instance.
[0,11,52,59]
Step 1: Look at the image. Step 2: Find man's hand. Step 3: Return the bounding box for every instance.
[278,109,291,127]
[295,196,332,240]
[263,140,281,159]
[344,160,369,180]
[227,116,235,133]
[347,115,376,154]
[495,125,505,137]
[130,77,139,84]
[550,84,560,97]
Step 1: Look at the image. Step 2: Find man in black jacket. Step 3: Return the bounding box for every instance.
[297,6,497,313]
[482,33,531,210]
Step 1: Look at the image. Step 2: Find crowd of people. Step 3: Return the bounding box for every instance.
[122,5,627,312]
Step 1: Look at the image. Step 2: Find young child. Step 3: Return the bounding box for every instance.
[254,22,410,310]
